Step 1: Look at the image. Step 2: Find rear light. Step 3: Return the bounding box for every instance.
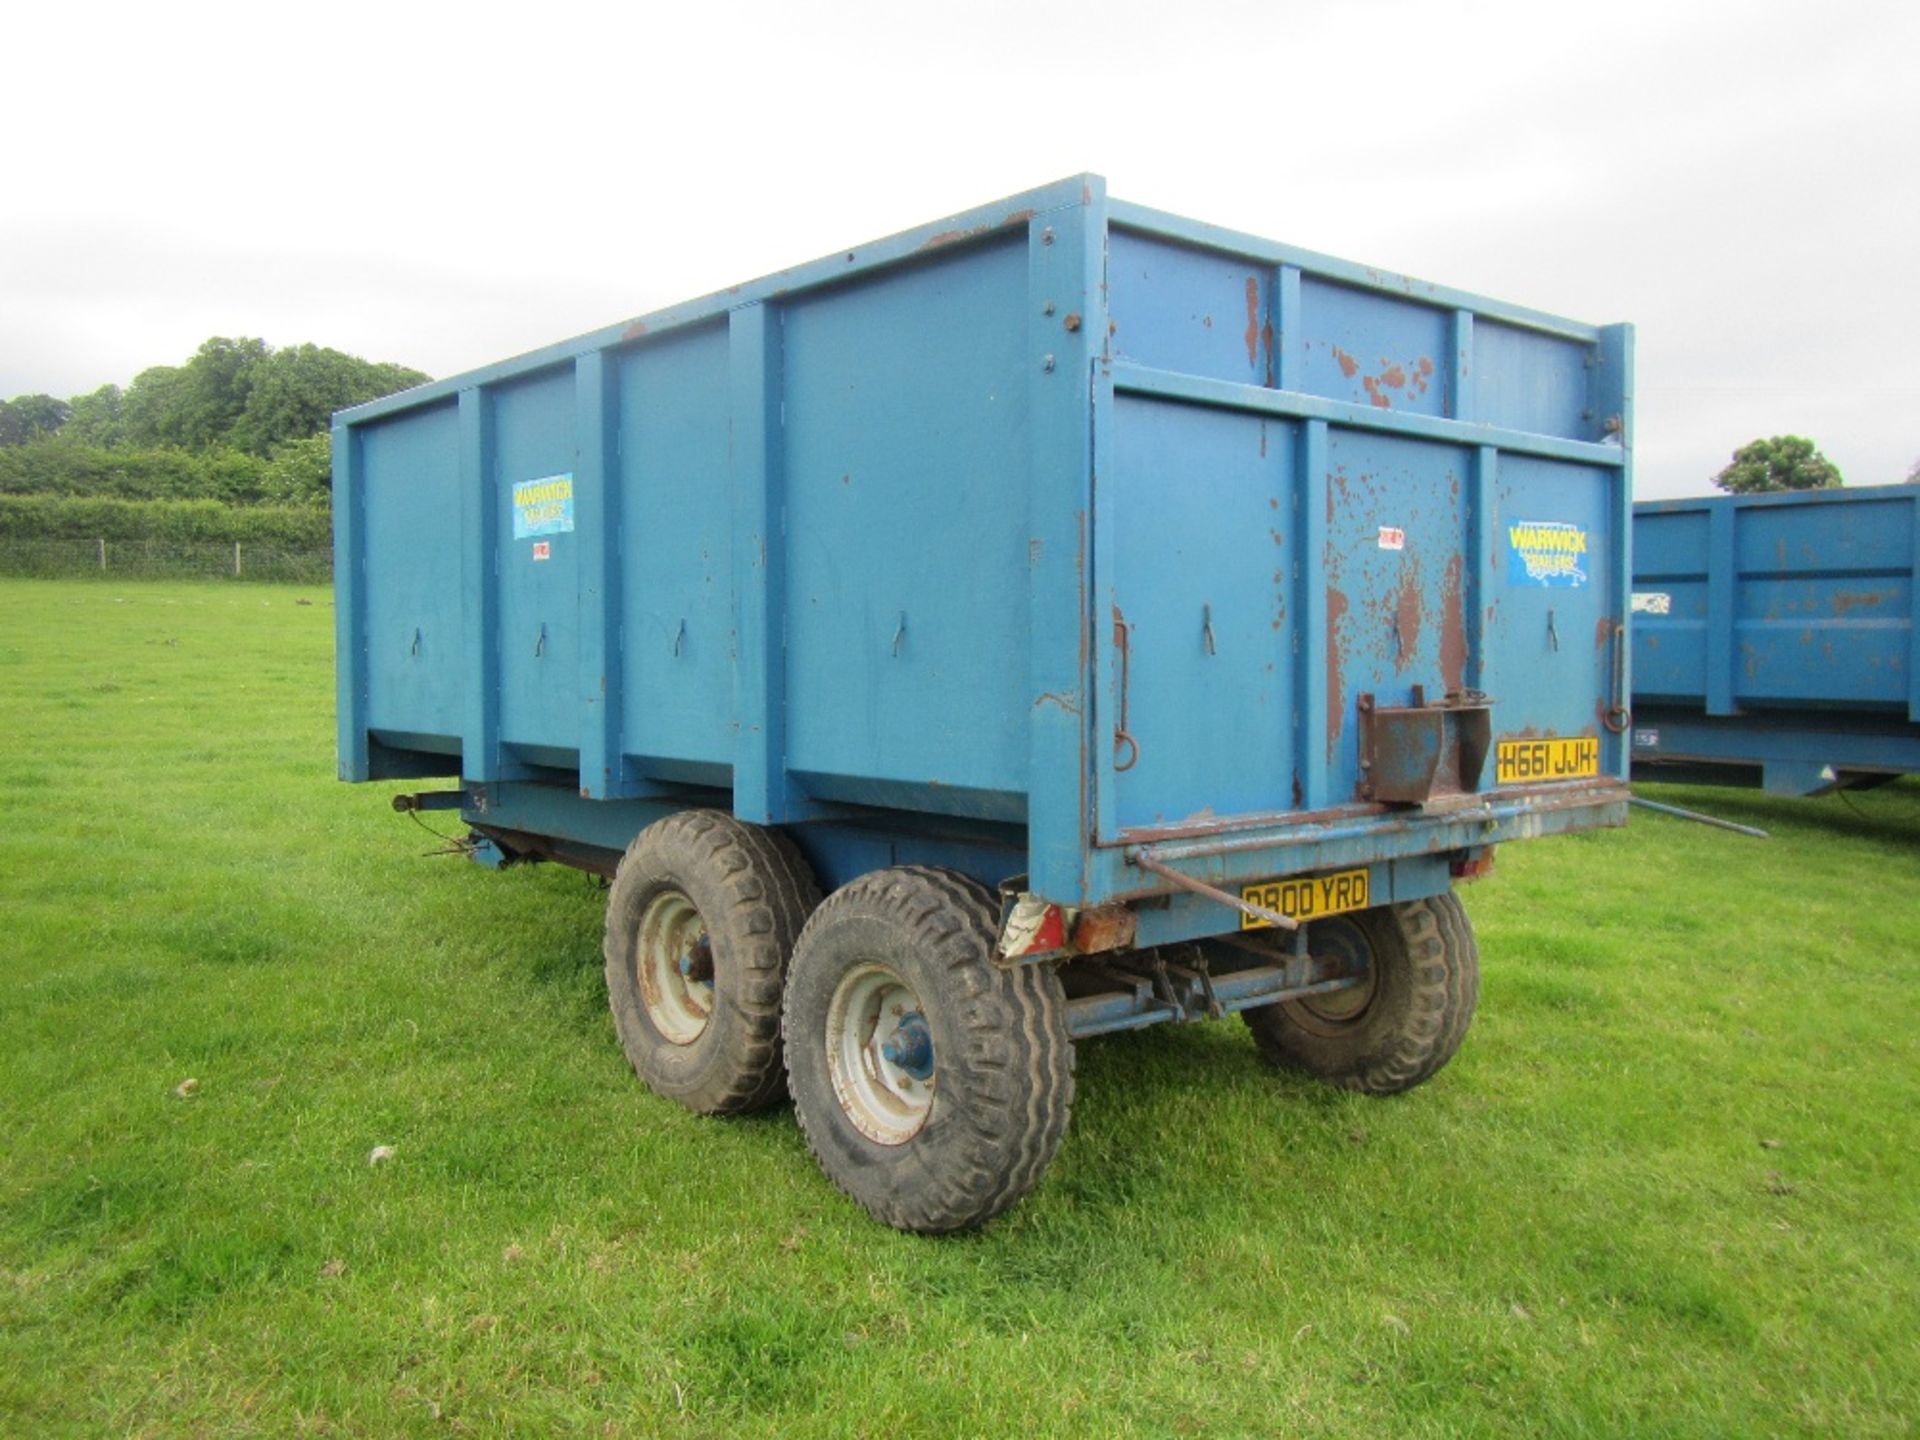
[1449,848,1497,882]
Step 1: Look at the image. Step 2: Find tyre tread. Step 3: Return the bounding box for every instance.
[602,811,820,1115]
[784,867,1074,1233]
[1247,891,1478,1097]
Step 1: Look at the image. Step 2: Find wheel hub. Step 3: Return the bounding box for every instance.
[635,889,714,1045]
[1290,918,1377,1031]
[824,964,935,1145]
[878,1013,933,1081]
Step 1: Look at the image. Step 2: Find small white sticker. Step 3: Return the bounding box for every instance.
[1633,728,1660,749]
[531,541,551,561]
[1377,526,1406,551]
[1632,591,1672,615]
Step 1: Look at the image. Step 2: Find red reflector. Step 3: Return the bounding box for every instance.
[1025,904,1067,954]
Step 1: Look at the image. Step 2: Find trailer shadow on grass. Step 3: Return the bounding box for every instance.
[1043,1019,1392,1220]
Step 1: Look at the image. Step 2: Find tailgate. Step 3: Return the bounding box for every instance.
[1095,210,1631,848]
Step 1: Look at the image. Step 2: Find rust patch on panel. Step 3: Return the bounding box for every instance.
[1356,356,1432,409]
[1326,586,1351,756]
[1440,553,1468,692]
[918,209,1037,253]
[1332,346,1360,378]
[1833,590,1886,616]
[1391,558,1424,675]
[1244,276,1262,370]
[1360,362,1403,409]
[1595,615,1614,652]
[622,319,650,340]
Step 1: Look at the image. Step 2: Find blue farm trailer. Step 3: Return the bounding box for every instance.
[334,176,1634,1231]
[1631,483,1920,794]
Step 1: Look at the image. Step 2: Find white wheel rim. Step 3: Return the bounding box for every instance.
[824,962,934,1145]
[634,889,713,1045]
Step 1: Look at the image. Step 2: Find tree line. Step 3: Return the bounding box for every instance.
[7,346,1905,506]
[0,337,427,510]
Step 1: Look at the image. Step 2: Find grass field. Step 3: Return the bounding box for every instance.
[2,578,1917,1438]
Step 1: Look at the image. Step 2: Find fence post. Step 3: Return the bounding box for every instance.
[98,537,107,571]
[234,541,242,578]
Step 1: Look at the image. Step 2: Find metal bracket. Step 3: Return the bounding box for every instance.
[1357,685,1493,808]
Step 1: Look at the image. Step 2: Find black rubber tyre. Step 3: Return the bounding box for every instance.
[782,867,1074,1234]
[603,811,820,1115]
[1244,893,1479,1095]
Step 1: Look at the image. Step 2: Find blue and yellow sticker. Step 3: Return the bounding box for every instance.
[1506,520,1588,588]
[512,473,575,540]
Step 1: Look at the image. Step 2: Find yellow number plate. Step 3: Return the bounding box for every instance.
[1240,868,1371,930]
[1495,735,1600,784]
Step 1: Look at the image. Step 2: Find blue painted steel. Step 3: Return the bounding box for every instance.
[1632,483,1920,793]
[335,175,1632,947]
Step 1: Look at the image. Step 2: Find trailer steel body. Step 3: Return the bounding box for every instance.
[335,175,1633,1229]
[1632,484,1920,794]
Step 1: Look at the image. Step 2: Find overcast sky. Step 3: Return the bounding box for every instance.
[3,0,1916,498]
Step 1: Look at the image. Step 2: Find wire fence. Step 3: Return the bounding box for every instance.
[0,537,333,584]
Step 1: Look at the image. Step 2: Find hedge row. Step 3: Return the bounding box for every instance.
[0,436,331,508]
[0,494,332,547]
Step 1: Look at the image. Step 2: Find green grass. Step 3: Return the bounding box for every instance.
[2,578,1917,1438]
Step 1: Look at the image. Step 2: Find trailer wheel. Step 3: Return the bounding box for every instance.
[782,867,1074,1234]
[1244,893,1478,1095]
[603,811,820,1115]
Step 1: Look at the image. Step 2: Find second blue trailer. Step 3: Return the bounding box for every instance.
[335,175,1634,1231]
[1632,484,1920,795]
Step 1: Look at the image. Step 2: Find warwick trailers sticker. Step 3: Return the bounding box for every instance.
[1505,520,1590,588]
[512,474,575,540]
